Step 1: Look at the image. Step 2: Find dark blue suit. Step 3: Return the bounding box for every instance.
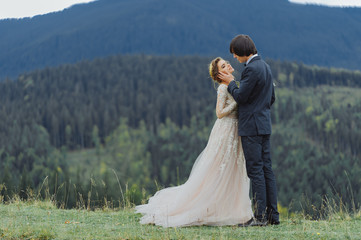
[228,55,279,223]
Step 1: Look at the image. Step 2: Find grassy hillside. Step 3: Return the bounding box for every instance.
[0,200,360,239]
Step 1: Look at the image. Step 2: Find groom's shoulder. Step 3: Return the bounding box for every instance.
[247,56,262,66]
[247,57,264,70]
[249,56,270,69]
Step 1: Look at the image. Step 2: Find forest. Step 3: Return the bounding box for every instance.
[0,55,360,217]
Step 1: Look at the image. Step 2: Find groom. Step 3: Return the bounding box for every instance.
[219,34,280,226]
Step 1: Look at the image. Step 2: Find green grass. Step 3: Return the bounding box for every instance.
[0,200,360,240]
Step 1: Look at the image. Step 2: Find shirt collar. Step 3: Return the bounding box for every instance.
[246,54,258,65]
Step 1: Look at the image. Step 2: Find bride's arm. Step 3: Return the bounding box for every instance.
[216,85,237,119]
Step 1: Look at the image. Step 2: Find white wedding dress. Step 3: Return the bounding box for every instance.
[135,84,253,227]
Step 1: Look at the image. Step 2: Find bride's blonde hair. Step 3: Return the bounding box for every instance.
[209,57,223,84]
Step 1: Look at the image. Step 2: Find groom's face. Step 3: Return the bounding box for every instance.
[233,53,247,63]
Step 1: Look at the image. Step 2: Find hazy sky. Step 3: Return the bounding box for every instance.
[0,0,96,20]
[289,0,361,7]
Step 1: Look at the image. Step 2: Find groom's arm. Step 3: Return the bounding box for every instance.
[271,83,275,106]
[227,67,257,104]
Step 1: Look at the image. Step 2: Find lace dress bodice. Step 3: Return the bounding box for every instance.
[216,84,237,119]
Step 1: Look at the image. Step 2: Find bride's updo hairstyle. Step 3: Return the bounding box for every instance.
[209,57,223,84]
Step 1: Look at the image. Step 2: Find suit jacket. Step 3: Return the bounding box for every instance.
[228,55,275,136]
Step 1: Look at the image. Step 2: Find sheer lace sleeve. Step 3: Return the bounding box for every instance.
[216,84,237,119]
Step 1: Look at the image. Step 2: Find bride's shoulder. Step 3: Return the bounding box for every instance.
[218,83,228,91]
[217,84,228,92]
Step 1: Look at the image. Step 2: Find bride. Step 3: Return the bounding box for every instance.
[135,57,253,227]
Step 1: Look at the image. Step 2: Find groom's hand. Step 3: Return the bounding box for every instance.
[218,72,234,85]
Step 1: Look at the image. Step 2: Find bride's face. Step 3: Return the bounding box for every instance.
[217,59,234,75]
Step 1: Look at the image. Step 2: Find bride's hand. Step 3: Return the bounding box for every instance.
[218,72,234,85]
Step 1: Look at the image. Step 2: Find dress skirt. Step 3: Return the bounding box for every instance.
[135,116,253,227]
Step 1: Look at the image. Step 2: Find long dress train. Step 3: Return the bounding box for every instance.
[135,84,253,227]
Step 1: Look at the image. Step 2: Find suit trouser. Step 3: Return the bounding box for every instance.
[241,135,279,222]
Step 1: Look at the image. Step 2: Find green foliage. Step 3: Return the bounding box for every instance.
[271,87,361,213]
[0,55,360,213]
[270,60,361,88]
[105,119,152,189]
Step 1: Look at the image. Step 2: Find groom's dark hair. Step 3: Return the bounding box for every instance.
[230,34,258,57]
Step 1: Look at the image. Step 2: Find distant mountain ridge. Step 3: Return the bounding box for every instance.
[1,0,361,79]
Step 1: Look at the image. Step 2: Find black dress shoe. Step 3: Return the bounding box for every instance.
[238,218,268,227]
[268,219,280,225]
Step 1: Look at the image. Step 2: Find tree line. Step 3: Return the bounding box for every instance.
[0,55,360,215]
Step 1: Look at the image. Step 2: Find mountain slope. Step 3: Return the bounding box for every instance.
[1,0,361,79]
